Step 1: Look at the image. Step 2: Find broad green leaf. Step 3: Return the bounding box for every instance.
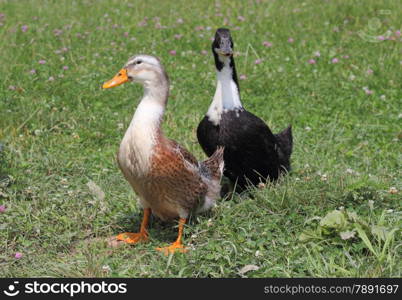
[320,210,347,230]
[299,231,319,242]
[355,223,378,257]
[380,228,399,261]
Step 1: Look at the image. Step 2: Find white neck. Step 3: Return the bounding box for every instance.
[130,89,165,136]
[207,59,242,125]
[119,85,166,175]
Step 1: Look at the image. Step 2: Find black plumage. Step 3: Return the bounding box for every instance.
[197,28,293,192]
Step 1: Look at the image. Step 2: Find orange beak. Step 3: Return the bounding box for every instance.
[102,69,129,89]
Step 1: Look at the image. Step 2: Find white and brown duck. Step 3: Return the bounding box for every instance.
[103,55,224,254]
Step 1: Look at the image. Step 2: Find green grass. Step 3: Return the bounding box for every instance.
[0,0,401,277]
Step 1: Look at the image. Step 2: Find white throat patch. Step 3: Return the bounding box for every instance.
[207,59,242,125]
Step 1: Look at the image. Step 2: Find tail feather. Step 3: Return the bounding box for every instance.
[275,125,293,171]
[200,146,225,180]
[275,125,293,158]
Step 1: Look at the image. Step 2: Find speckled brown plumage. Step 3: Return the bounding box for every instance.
[144,136,205,220]
[118,134,224,221]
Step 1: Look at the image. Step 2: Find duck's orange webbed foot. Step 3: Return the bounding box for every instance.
[116,208,150,245]
[156,218,188,255]
[116,232,148,244]
[156,241,187,255]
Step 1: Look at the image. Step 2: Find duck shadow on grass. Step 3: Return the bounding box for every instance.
[111,211,207,247]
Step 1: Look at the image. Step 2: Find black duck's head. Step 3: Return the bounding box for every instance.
[211,28,239,85]
[212,28,234,58]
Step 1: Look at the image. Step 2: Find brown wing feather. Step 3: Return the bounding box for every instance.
[200,146,224,180]
[166,138,198,166]
[145,138,207,220]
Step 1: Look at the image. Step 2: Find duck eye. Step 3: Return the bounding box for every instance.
[136,60,142,65]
